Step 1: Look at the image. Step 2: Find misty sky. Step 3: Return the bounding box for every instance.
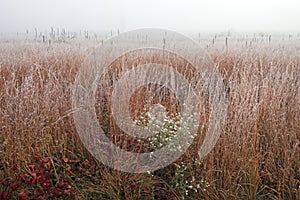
[0,0,299,34]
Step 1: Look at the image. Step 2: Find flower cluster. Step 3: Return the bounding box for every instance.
[135,103,199,153]
[172,161,210,198]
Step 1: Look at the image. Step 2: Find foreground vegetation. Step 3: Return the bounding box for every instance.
[0,34,299,199]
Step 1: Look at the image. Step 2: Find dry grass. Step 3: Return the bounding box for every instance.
[0,37,299,199]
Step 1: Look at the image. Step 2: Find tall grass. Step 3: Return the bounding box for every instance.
[0,37,299,199]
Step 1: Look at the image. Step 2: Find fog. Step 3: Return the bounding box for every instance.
[0,0,299,34]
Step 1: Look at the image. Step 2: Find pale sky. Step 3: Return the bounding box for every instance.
[0,0,299,34]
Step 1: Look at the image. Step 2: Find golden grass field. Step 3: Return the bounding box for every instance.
[0,34,299,199]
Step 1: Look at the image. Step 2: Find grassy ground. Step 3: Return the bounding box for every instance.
[0,36,299,199]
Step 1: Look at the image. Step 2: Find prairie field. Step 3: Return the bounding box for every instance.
[0,33,299,200]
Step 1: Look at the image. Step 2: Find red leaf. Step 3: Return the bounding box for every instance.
[130,181,137,190]
[0,192,10,200]
[31,172,37,184]
[2,178,10,187]
[10,182,19,191]
[62,157,69,163]
[34,154,40,161]
[35,195,45,200]
[42,181,51,192]
[42,157,50,163]
[62,189,71,196]
[71,159,80,163]
[18,191,28,200]
[44,163,51,171]
[21,174,31,185]
[66,170,75,176]
[28,165,36,171]
[52,188,62,196]
[57,180,69,189]
[82,159,90,167]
